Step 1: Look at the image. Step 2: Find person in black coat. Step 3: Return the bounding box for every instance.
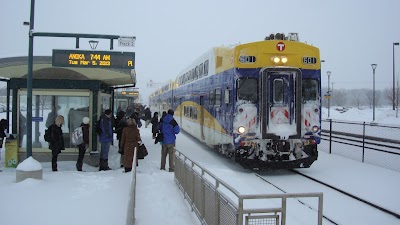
[48,115,65,171]
[115,111,128,167]
[0,119,8,148]
[150,112,159,139]
[144,107,152,128]
[130,112,142,128]
[76,117,90,171]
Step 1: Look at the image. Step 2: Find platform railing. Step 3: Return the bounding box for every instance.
[125,150,138,225]
[174,149,323,225]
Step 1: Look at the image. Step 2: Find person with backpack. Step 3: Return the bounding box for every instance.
[160,109,180,172]
[98,109,113,171]
[48,115,65,171]
[76,117,90,171]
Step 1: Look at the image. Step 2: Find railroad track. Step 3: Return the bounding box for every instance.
[255,170,400,225]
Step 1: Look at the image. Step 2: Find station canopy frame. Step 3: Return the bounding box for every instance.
[0,56,136,86]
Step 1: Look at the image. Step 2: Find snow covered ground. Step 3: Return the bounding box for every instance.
[0,107,399,225]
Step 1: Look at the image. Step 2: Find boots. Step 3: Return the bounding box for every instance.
[99,159,112,171]
[124,167,132,172]
[52,163,58,171]
[76,162,83,171]
[104,159,112,170]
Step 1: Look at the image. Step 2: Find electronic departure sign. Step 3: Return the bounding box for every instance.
[52,49,135,69]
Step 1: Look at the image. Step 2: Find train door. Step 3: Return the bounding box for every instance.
[200,96,205,140]
[179,97,183,126]
[261,69,301,139]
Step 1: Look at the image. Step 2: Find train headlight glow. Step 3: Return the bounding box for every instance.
[312,126,319,133]
[272,56,280,63]
[281,57,288,63]
[238,126,246,134]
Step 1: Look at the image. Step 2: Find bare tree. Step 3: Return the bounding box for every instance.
[332,89,346,106]
[365,89,373,108]
[352,92,364,109]
[384,87,394,107]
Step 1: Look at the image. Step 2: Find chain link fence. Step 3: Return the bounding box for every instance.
[321,119,400,172]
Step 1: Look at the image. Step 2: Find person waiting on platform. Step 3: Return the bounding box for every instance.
[120,118,142,172]
[98,109,113,171]
[150,112,159,139]
[144,107,152,128]
[48,115,65,171]
[76,117,90,171]
[160,109,180,172]
[19,112,26,147]
[46,105,61,128]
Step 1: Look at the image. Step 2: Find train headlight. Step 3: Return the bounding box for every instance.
[238,126,246,134]
[272,56,280,63]
[281,57,288,63]
[312,126,319,133]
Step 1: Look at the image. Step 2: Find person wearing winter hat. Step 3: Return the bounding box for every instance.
[76,117,90,171]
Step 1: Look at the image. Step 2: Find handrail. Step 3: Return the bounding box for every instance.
[125,148,138,225]
[175,149,323,225]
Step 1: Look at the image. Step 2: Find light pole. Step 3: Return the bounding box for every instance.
[393,42,399,110]
[371,64,377,121]
[327,71,331,118]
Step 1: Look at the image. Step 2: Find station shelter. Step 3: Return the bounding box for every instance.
[0,56,136,166]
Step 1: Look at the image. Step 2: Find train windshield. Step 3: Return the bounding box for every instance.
[302,79,319,101]
[237,78,258,102]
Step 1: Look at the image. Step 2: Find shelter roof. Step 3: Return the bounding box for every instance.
[0,56,136,86]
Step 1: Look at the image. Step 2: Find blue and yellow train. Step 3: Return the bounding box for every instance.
[149,33,321,169]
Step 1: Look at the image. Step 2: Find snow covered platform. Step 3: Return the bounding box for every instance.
[0,125,399,225]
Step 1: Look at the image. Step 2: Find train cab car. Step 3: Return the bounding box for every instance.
[149,33,321,169]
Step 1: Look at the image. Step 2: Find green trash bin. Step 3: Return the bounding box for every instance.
[5,135,18,168]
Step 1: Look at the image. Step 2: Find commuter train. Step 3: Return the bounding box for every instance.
[149,33,321,169]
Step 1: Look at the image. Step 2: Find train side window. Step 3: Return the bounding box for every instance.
[193,106,198,120]
[195,66,199,80]
[237,78,258,103]
[209,90,215,105]
[273,79,284,103]
[199,63,204,78]
[302,79,319,101]
[204,60,209,76]
[224,89,231,104]
[215,88,221,106]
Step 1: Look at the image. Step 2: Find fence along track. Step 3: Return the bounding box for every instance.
[321,119,400,172]
[174,149,323,225]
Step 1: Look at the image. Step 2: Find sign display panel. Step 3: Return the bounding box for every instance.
[52,49,135,69]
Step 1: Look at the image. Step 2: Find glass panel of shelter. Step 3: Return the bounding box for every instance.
[18,90,89,152]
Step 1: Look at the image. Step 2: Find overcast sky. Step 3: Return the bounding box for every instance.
[1,0,400,92]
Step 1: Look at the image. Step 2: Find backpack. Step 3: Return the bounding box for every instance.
[44,126,51,142]
[71,126,84,145]
[95,118,102,135]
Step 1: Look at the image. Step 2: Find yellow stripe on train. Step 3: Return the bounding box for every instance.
[175,101,227,134]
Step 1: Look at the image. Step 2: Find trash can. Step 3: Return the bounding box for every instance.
[5,135,18,168]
